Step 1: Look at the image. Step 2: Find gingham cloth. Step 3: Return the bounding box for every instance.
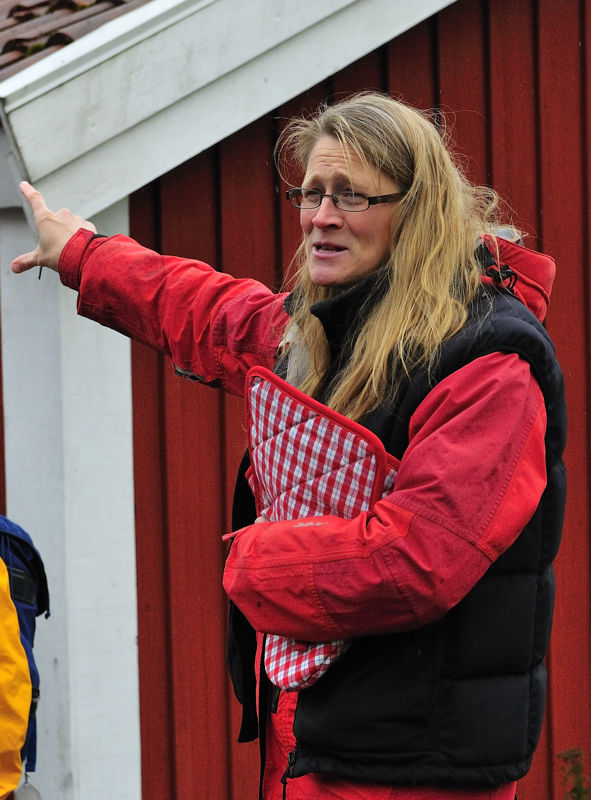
[246,367,398,691]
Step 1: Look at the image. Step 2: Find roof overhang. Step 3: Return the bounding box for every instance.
[0,0,457,220]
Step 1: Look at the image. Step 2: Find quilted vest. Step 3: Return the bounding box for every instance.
[227,285,566,788]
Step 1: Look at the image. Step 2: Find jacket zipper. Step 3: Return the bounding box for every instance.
[280,746,297,800]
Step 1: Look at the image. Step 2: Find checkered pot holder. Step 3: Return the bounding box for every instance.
[245,367,399,691]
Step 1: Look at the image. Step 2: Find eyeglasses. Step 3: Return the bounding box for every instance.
[286,187,405,213]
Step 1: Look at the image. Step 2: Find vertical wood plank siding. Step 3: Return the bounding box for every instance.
[129,0,591,796]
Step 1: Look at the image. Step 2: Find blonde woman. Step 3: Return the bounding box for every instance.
[13,94,565,800]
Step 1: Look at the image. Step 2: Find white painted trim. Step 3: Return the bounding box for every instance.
[5,0,361,182]
[0,0,456,219]
[0,200,141,800]
[0,127,22,207]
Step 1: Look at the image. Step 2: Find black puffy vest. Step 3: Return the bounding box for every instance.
[228,286,567,788]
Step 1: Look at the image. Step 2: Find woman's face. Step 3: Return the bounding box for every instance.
[301,136,401,289]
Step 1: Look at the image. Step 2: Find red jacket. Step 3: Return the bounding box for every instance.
[59,230,547,640]
[59,230,553,800]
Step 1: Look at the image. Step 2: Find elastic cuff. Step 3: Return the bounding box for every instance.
[58,228,102,290]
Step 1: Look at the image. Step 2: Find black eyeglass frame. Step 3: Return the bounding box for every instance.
[285,187,405,212]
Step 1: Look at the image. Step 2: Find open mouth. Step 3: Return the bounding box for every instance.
[313,244,346,253]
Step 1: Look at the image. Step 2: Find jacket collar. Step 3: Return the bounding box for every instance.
[284,271,388,363]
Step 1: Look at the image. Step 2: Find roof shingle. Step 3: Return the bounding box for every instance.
[0,0,152,79]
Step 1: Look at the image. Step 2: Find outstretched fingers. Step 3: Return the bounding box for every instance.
[11,182,96,274]
[20,181,51,226]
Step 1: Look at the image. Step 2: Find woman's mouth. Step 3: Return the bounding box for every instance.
[313,244,346,254]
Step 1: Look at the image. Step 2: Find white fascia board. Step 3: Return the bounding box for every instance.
[0,0,456,219]
[2,0,360,181]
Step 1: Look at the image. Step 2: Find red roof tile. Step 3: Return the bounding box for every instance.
[0,0,152,79]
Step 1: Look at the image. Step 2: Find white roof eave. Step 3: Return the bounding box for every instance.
[0,0,457,220]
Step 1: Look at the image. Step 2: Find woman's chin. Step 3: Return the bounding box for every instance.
[308,260,357,289]
[308,265,372,290]
[310,273,340,288]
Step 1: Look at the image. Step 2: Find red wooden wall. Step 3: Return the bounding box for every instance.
[129,1,591,798]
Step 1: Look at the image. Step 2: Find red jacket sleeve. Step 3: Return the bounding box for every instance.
[59,229,289,397]
[223,352,547,640]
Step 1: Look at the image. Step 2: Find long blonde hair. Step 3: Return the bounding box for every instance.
[277,93,514,421]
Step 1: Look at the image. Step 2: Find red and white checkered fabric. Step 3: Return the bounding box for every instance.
[246,367,398,691]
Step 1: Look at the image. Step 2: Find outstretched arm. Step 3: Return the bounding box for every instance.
[11,182,96,274]
[11,183,290,398]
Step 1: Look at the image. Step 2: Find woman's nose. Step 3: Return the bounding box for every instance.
[311,195,344,227]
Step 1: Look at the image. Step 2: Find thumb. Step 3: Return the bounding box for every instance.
[11,248,43,273]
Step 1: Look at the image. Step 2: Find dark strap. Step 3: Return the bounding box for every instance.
[9,568,35,606]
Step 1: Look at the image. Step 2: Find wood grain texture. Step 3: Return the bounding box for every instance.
[333,47,386,99]
[488,0,540,245]
[437,0,490,185]
[387,16,438,109]
[130,183,175,800]
[537,4,591,800]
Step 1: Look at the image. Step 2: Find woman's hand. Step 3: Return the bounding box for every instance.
[11,182,96,274]
[254,516,269,524]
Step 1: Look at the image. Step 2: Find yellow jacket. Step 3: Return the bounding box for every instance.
[0,558,31,799]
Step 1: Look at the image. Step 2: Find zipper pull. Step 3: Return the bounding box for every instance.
[280,749,297,800]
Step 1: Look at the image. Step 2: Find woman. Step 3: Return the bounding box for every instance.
[12,94,566,800]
